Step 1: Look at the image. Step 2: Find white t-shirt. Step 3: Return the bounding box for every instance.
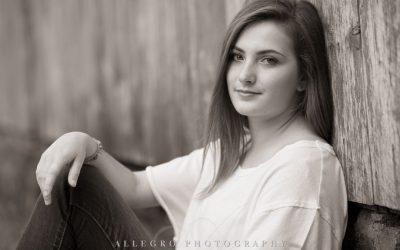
[145,140,348,249]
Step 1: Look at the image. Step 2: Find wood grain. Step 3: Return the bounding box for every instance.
[359,0,400,209]
[309,0,375,205]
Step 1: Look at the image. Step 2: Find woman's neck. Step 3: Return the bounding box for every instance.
[247,113,317,152]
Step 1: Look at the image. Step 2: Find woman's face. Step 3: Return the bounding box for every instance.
[227,21,300,122]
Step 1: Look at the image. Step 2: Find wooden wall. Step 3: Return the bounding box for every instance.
[0,0,399,210]
[308,0,400,211]
[0,0,233,164]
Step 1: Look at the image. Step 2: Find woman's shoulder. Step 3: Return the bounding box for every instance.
[249,136,347,235]
[254,139,343,200]
[270,139,337,167]
[282,140,348,237]
[270,140,344,191]
[267,139,347,209]
[277,140,343,188]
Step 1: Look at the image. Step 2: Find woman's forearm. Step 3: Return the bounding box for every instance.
[85,136,158,209]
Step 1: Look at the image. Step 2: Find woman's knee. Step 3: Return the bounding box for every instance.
[50,164,108,207]
[74,164,112,192]
[69,165,120,206]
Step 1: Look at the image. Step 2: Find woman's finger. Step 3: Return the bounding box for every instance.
[68,152,85,187]
[36,152,50,200]
[42,160,63,205]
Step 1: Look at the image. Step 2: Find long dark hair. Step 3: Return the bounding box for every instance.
[199,0,333,197]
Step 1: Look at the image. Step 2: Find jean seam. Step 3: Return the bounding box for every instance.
[72,203,117,250]
[53,208,72,250]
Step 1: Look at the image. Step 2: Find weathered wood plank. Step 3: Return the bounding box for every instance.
[308,0,375,205]
[359,0,400,209]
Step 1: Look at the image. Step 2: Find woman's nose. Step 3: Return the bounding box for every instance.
[238,62,256,85]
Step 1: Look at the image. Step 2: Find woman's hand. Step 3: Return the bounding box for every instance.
[35,132,96,205]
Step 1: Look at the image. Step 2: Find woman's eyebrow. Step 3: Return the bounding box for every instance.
[233,46,286,58]
[231,47,244,53]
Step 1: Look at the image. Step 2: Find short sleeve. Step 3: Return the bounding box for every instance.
[145,148,205,238]
[242,206,341,249]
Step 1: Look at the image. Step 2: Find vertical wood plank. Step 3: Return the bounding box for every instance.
[0,0,31,134]
[359,0,400,208]
[310,0,374,205]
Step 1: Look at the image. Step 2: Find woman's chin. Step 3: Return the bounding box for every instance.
[233,106,259,117]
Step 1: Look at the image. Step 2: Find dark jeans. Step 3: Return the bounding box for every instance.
[17,165,156,250]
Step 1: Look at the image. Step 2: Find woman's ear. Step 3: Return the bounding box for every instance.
[297,73,306,92]
[297,80,306,92]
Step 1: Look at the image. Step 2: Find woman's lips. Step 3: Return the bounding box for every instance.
[235,89,262,96]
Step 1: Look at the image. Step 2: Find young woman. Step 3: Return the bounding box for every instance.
[17,0,348,249]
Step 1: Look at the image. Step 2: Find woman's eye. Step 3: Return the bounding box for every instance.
[260,57,278,65]
[232,53,244,62]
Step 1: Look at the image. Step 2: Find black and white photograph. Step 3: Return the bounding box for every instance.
[0,0,399,249]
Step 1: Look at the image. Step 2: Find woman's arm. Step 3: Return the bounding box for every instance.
[36,131,158,209]
[86,143,159,209]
